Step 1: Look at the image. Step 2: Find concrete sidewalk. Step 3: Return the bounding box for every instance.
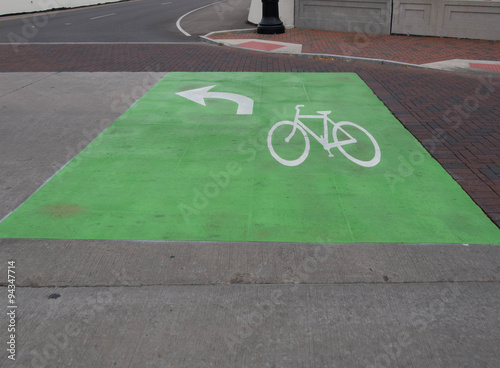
[2,238,500,367]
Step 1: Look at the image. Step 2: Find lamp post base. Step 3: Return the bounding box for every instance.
[257,21,285,34]
[257,0,285,34]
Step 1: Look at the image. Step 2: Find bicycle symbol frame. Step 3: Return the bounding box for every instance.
[267,105,381,167]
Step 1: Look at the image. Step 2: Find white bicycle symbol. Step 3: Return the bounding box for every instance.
[267,105,381,167]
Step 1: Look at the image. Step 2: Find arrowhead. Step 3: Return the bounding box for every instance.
[176,85,216,106]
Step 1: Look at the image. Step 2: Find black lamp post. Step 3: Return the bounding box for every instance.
[257,0,285,34]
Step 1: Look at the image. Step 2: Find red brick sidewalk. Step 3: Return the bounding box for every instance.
[210,28,500,65]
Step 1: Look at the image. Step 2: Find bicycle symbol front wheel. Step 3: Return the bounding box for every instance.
[268,121,310,166]
[333,121,381,167]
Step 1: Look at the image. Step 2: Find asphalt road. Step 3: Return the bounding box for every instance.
[0,0,252,43]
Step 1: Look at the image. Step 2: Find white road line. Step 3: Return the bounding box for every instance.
[161,2,172,4]
[176,0,225,37]
[90,13,116,20]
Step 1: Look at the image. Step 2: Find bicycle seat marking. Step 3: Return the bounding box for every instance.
[267,105,381,167]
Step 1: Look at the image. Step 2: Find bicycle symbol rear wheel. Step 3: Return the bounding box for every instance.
[332,121,381,167]
[268,121,310,167]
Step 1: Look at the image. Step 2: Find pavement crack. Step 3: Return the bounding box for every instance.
[0,72,59,99]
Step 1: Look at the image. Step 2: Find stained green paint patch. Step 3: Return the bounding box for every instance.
[0,72,499,244]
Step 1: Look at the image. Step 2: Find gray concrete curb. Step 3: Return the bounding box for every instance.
[200,29,449,73]
[200,29,500,77]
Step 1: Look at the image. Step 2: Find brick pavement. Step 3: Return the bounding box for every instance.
[1,43,499,228]
[210,28,500,65]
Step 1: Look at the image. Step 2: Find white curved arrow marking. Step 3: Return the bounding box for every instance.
[176,85,254,115]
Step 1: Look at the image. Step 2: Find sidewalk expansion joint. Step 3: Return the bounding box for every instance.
[2,280,498,289]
